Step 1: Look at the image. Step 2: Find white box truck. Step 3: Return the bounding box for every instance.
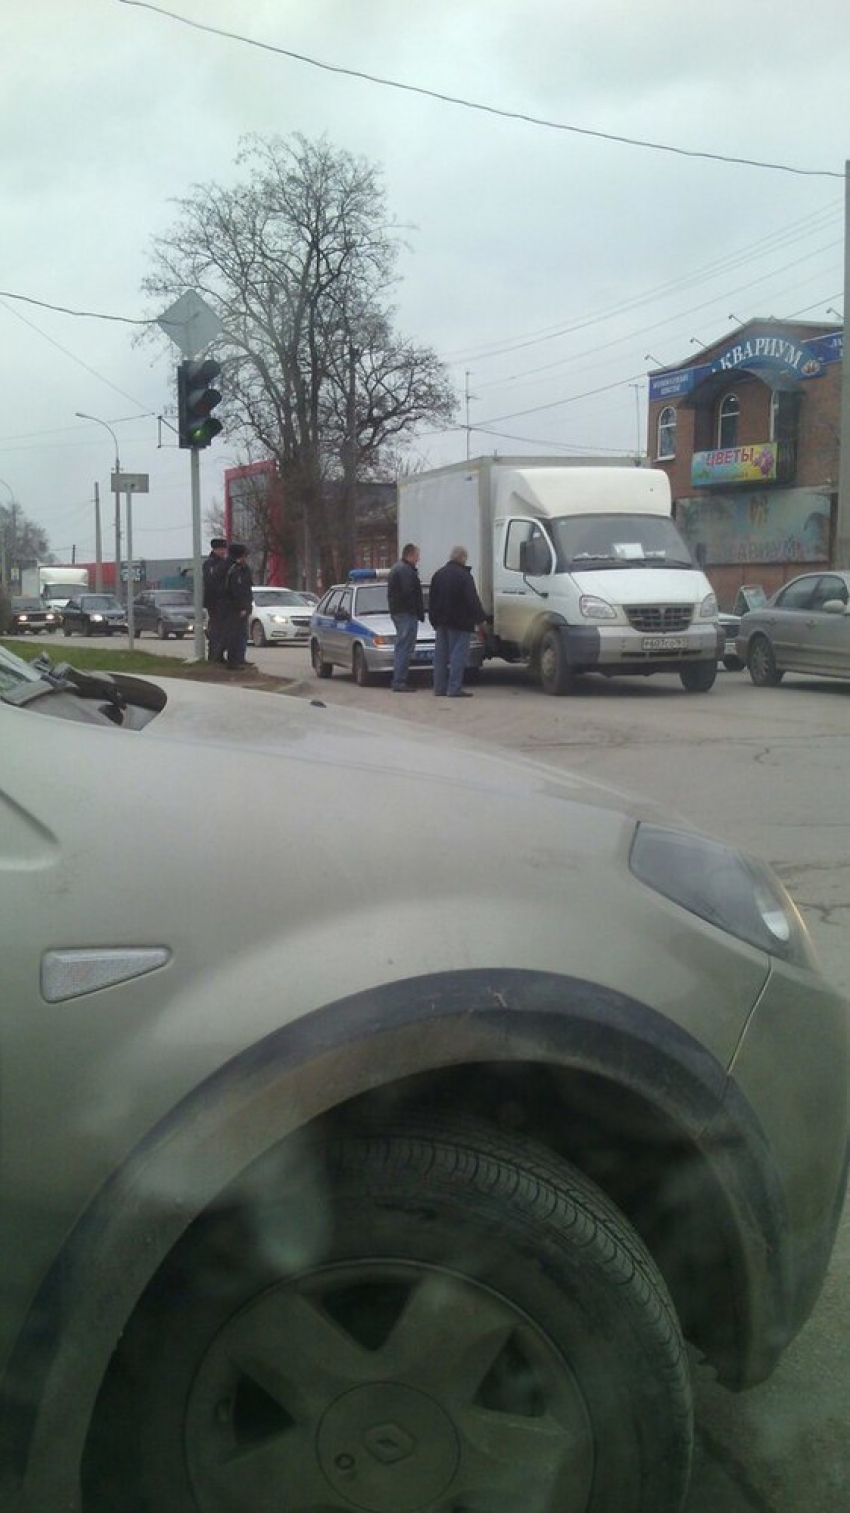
[19,564,90,610]
[398,457,722,695]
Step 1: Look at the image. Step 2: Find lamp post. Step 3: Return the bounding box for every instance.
[75,412,120,599]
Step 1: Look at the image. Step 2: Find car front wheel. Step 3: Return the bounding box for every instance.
[539,627,574,696]
[63,624,72,637]
[680,660,717,693]
[157,621,169,640]
[311,639,333,678]
[748,634,784,686]
[84,1120,693,1513]
[352,644,373,687]
[251,620,267,648]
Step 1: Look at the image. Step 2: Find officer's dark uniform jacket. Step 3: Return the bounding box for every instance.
[225,559,254,614]
[202,553,228,614]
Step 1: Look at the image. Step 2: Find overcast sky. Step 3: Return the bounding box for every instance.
[2,0,848,565]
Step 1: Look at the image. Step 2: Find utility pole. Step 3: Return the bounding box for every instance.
[835,160,850,569]
[345,340,359,572]
[94,482,103,593]
[465,370,473,460]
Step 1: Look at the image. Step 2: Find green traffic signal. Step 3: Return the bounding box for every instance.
[177,359,223,449]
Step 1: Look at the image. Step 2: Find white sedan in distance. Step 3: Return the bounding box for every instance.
[249,586,315,648]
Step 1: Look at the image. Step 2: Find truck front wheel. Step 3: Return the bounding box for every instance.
[539,627,574,695]
[84,1119,693,1513]
[680,661,717,693]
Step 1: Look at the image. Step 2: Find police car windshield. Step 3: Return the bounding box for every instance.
[354,584,389,614]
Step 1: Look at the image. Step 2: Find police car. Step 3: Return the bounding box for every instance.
[310,570,437,686]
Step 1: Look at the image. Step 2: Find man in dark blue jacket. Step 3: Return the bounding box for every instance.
[387,543,425,692]
[428,545,487,698]
[202,538,228,663]
[222,544,254,670]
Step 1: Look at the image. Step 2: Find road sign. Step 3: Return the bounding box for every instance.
[111,473,149,494]
[156,291,223,360]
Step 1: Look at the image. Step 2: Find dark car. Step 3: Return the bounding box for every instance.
[9,596,60,634]
[133,589,195,639]
[718,584,766,670]
[736,571,850,685]
[61,593,128,637]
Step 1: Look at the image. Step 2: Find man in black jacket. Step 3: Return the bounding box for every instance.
[222,544,254,669]
[428,545,487,698]
[202,538,228,662]
[387,543,425,692]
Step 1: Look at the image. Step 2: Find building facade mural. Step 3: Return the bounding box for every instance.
[646,318,843,606]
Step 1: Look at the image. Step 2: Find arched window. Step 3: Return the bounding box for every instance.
[717,393,740,449]
[657,406,676,459]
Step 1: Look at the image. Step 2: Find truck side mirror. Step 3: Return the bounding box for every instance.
[519,538,551,576]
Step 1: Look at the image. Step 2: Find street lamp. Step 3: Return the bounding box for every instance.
[75,412,120,599]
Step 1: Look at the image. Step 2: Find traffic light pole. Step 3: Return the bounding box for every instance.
[191,446,205,662]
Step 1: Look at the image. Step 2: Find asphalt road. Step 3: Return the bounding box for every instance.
[25,632,850,1511]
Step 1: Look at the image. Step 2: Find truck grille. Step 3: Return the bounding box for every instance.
[626,606,693,634]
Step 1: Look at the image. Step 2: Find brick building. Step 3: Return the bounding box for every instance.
[646,319,842,608]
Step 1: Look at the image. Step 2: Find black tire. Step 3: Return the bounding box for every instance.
[84,1120,693,1513]
[157,620,169,641]
[679,660,717,693]
[539,626,574,695]
[175,633,185,641]
[84,621,93,638]
[251,620,267,649]
[722,655,743,672]
[747,634,784,687]
[352,644,373,687]
[63,624,72,637]
[311,639,333,678]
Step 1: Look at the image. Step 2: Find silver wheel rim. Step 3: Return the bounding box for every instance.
[184,1260,594,1512]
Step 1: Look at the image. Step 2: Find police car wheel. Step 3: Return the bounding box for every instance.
[353,645,373,687]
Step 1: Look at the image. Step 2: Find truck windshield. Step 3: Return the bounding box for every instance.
[550,514,695,570]
[44,582,87,600]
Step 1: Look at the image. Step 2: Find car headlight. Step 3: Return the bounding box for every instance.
[629,823,815,967]
[579,594,617,620]
[700,592,718,618]
[271,615,288,624]
[91,614,104,622]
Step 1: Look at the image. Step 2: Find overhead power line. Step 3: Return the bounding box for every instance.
[117,1,842,180]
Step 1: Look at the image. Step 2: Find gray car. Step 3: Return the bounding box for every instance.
[736,569,850,685]
[133,588,195,639]
[0,641,847,1513]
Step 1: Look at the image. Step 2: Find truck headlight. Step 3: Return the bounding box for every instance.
[629,824,815,967]
[699,592,718,618]
[579,595,617,620]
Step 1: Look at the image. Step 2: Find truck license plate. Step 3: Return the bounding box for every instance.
[642,636,686,651]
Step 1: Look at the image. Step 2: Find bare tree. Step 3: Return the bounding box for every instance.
[1,503,49,581]
[142,134,456,584]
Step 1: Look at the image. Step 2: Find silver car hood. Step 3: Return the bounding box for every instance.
[138,676,659,825]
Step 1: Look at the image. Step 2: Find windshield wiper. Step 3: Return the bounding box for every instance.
[9,655,129,723]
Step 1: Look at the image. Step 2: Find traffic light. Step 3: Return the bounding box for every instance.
[177,359,223,449]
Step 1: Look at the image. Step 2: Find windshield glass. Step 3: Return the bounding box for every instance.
[81,596,122,610]
[254,589,310,606]
[153,591,192,606]
[353,585,390,614]
[45,583,88,600]
[549,514,695,569]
